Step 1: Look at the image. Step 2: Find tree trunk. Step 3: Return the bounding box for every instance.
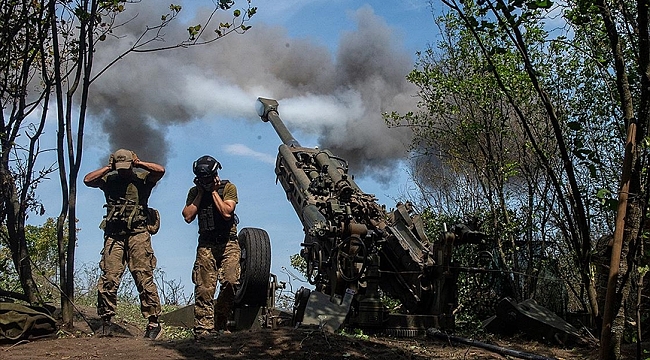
[1,168,40,304]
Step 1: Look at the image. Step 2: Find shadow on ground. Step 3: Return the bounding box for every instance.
[156,328,433,360]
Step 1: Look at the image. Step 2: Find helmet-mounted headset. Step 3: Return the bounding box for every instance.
[193,155,222,178]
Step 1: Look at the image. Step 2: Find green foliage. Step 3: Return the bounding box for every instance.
[162,324,194,340]
[25,219,68,301]
[0,218,69,302]
[338,328,370,340]
[289,252,307,277]
[388,0,635,327]
[379,291,401,312]
[187,24,202,40]
[596,188,618,212]
[0,233,20,293]
[2,0,259,321]
[219,0,235,10]
[74,284,192,339]
[25,218,64,272]
[419,209,463,240]
[73,263,191,339]
[453,311,486,338]
[640,265,649,277]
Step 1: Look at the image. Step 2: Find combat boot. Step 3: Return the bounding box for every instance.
[100,316,113,336]
[144,316,163,340]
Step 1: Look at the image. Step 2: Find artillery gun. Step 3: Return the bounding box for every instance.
[256,97,477,334]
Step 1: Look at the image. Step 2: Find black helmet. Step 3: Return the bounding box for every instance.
[193,155,222,178]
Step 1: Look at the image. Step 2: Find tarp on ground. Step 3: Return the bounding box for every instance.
[0,302,56,342]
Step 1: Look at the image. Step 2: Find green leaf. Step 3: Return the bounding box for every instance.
[534,0,553,9]
[604,199,618,211]
[187,24,201,38]
[219,0,234,10]
[596,188,610,199]
[588,164,597,178]
[567,121,582,130]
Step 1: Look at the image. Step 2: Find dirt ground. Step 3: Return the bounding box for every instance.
[0,307,610,360]
[2,327,603,360]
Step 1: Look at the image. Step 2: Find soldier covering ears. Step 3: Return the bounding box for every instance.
[182,155,240,339]
[84,149,164,340]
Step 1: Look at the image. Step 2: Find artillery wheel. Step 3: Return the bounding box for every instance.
[234,227,272,306]
[336,236,367,282]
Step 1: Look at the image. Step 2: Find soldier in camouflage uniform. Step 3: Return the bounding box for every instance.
[84,149,164,340]
[182,155,240,338]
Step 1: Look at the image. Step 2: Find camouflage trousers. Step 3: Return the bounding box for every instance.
[192,238,241,332]
[97,231,162,320]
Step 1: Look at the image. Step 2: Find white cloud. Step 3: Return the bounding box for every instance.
[224,143,276,164]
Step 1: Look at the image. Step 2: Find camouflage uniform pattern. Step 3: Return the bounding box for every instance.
[192,239,241,332]
[94,168,163,321]
[187,181,239,332]
[97,231,162,320]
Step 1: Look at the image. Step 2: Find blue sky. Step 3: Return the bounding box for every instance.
[32,0,440,301]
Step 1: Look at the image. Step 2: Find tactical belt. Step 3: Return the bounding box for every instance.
[198,231,236,244]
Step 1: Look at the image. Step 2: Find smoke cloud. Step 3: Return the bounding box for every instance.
[89,2,419,183]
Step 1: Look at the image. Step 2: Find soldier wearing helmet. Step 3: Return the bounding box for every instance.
[182,155,240,339]
[83,149,164,340]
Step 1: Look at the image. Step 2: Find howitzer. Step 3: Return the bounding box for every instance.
[256,98,485,334]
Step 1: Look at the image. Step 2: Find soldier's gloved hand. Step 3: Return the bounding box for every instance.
[203,181,214,192]
[194,177,213,192]
[108,154,115,170]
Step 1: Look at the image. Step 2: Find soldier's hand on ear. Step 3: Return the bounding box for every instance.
[108,154,115,170]
[194,177,213,192]
[131,151,140,166]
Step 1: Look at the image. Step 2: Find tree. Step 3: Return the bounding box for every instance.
[388,11,602,317]
[1,218,68,302]
[564,1,650,357]
[1,0,256,329]
[52,0,256,329]
[389,0,649,357]
[1,0,58,305]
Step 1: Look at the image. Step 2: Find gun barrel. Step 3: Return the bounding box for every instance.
[256,97,301,147]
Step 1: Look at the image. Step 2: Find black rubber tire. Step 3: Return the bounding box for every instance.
[234,227,272,306]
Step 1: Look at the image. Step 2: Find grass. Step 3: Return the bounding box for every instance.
[73,291,195,340]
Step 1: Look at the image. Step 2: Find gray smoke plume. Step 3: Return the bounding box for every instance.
[89,2,419,183]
